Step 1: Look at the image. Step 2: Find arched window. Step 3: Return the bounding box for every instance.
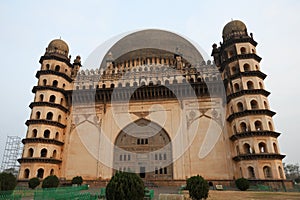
[52,150,57,158]
[50,169,54,176]
[231,66,238,75]
[133,82,138,87]
[157,80,161,85]
[28,148,34,157]
[189,78,194,83]
[43,79,47,86]
[234,83,240,92]
[197,77,202,82]
[46,112,53,120]
[240,47,246,54]
[248,166,256,179]
[55,65,60,72]
[60,98,63,105]
[52,80,58,87]
[263,166,272,178]
[39,94,44,102]
[259,82,263,89]
[273,143,278,153]
[49,95,56,103]
[255,120,263,131]
[243,64,250,72]
[141,81,145,86]
[37,168,44,178]
[278,166,284,179]
[240,122,247,132]
[118,83,122,88]
[243,143,252,154]
[44,130,50,138]
[237,102,244,112]
[40,148,47,157]
[55,132,59,140]
[110,83,115,88]
[46,64,50,70]
[58,115,62,123]
[250,100,258,110]
[32,129,37,138]
[24,169,30,179]
[259,142,267,153]
[125,82,130,87]
[36,111,41,119]
[247,81,254,90]
[268,122,274,131]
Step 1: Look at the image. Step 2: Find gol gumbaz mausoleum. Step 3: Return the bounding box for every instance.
[18,20,289,188]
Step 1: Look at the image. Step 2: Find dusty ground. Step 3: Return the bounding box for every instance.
[207,190,300,200]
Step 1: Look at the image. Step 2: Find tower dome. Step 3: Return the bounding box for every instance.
[45,39,69,58]
[222,20,248,41]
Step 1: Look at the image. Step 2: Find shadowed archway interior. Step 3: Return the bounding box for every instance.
[113,118,173,180]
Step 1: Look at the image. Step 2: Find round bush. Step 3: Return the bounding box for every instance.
[0,172,17,192]
[235,178,250,191]
[186,175,209,200]
[106,172,144,200]
[71,176,83,185]
[42,175,59,188]
[28,177,40,189]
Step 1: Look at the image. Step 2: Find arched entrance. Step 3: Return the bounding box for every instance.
[113,118,173,180]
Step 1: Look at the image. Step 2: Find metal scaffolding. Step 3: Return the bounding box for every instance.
[0,136,23,176]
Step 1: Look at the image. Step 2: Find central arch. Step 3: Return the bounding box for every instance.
[113,118,173,180]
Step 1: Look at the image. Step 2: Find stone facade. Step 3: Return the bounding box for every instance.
[18,20,286,186]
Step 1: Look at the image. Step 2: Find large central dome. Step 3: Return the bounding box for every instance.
[99,29,205,69]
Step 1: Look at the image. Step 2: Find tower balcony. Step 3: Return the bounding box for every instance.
[32,86,67,95]
[226,70,267,81]
[233,153,285,162]
[227,109,276,123]
[230,130,281,141]
[22,138,64,146]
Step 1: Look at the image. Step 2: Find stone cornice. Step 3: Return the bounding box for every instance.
[22,138,64,146]
[36,70,73,83]
[29,102,69,113]
[25,119,66,129]
[220,54,262,72]
[18,157,62,164]
[230,131,281,141]
[227,89,270,103]
[32,86,67,96]
[233,153,285,162]
[39,55,73,68]
[227,109,276,123]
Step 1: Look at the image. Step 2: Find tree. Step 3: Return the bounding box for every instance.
[42,175,59,188]
[106,171,144,200]
[0,172,17,192]
[283,163,300,181]
[235,178,249,191]
[71,176,83,185]
[28,177,40,189]
[186,175,209,200]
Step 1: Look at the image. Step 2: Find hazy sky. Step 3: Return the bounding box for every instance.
[0,0,299,166]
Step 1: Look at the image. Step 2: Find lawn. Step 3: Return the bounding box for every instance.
[207,190,300,200]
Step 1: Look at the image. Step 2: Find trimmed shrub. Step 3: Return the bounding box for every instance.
[186,175,209,200]
[28,177,40,189]
[106,171,144,200]
[71,176,83,185]
[235,178,250,191]
[42,175,59,188]
[0,172,17,192]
